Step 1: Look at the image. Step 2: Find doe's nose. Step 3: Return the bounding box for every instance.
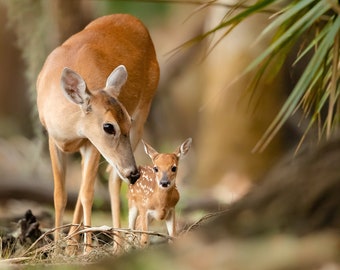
[128,169,140,184]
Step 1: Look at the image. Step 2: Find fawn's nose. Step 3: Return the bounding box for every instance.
[128,169,140,184]
[160,179,170,188]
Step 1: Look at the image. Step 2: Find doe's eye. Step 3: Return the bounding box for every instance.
[171,166,177,172]
[103,123,116,135]
[153,167,159,173]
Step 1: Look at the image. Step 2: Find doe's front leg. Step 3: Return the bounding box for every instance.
[48,137,67,242]
[109,171,123,253]
[78,142,101,253]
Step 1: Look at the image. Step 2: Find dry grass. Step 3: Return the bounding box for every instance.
[0,211,219,267]
[1,226,165,264]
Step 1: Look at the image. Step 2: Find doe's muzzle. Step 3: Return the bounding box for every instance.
[128,169,140,184]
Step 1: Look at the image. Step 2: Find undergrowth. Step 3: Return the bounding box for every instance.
[0,211,220,266]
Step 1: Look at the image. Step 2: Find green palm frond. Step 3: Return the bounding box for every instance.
[175,0,340,151]
[168,0,276,55]
[254,4,340,151]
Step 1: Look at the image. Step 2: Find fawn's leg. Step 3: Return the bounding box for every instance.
[140,210,149,247]
[165,208,176,243]
[128,205,138,230]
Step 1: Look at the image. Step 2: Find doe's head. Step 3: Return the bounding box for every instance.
[60,65,139,184]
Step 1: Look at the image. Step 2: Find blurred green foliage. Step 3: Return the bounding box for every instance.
[96,0,170,24]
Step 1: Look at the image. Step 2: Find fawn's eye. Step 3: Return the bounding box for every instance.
[153,166,159,173]
[103,123,116,135]
[171,166,177,172]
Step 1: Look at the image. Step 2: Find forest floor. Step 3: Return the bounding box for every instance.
[2,137,340,269]
[0,203,217,269]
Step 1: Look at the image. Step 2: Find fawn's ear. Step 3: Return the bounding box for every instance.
[175,138,192,158]
[142,140,159,160]
[105,65,128,98]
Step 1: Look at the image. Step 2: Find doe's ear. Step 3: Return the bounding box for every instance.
[105,65,128,97]
[175,138,192,158]
[142,140,159,160]
[61,67,91,106]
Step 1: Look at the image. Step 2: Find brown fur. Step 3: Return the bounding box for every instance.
[36,14,159,252]
[127,138,192,246]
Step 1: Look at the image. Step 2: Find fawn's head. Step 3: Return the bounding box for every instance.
[142,138,192,189]
[60,65,139,183]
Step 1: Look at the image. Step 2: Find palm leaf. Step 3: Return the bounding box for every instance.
[165,0,339,150]
[168,0,276,56]
[254,13,340,151]
[244,1,330,79]
[185,0,339,150]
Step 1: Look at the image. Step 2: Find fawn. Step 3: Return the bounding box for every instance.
[128,138,192,246]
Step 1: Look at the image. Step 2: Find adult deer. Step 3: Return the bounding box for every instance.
[36,14,159,251]
[128,138,192,246]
